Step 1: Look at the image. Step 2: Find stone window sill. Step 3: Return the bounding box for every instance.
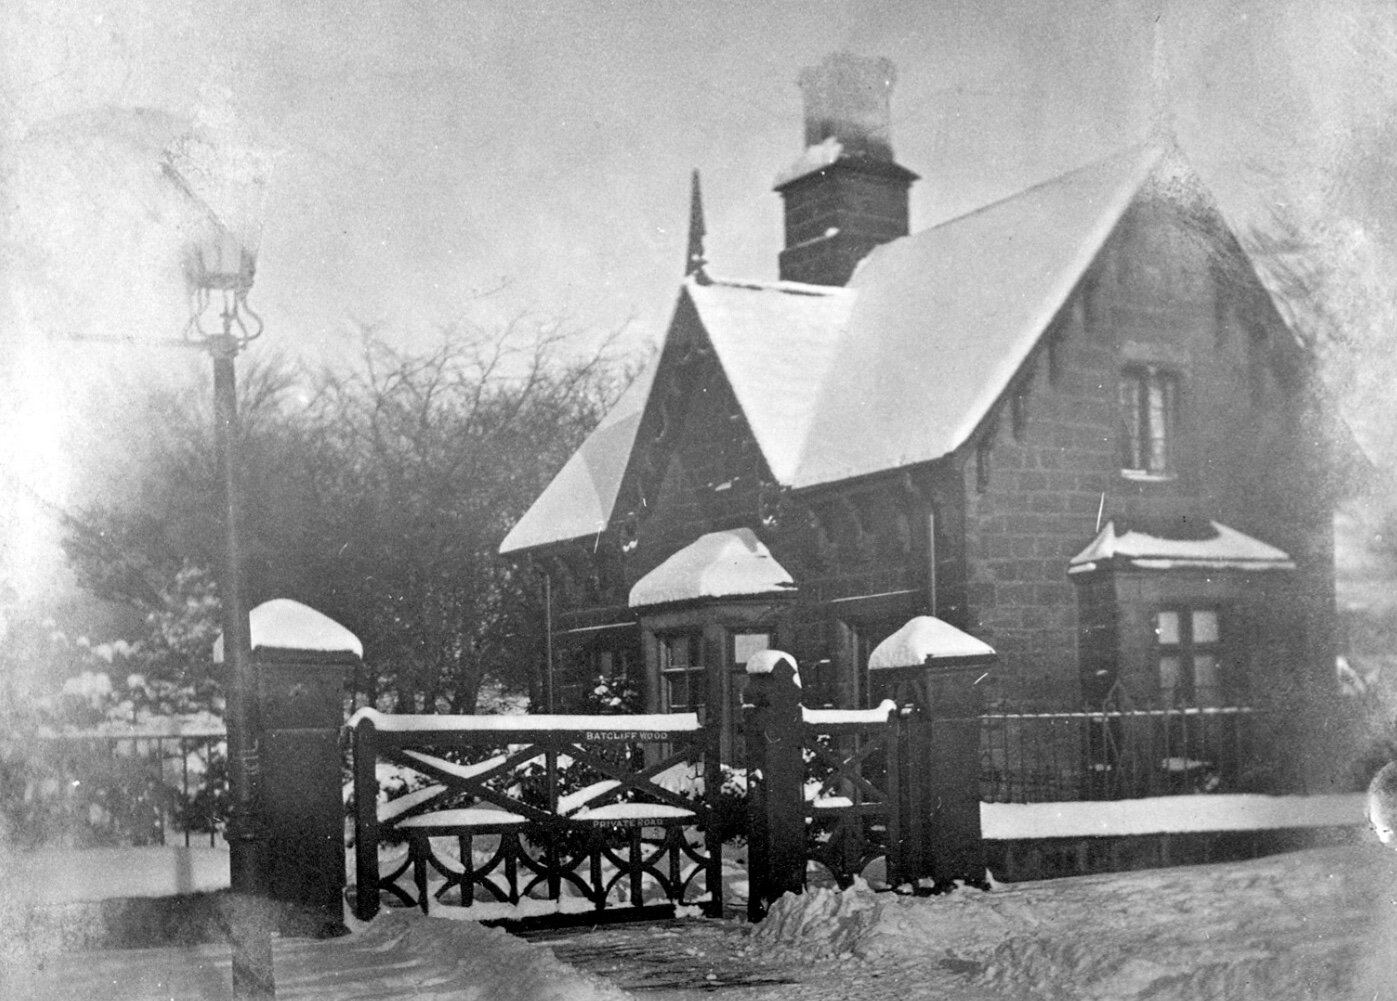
[1120,469,1177,484]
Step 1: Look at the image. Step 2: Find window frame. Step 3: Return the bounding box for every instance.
[657,630,706,717]
[1119,364,1180,480]
[1154,605,1224,706]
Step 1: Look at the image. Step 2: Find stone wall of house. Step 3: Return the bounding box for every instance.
[961,192,1333,708]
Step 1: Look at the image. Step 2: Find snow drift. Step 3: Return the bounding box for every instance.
[751,845,1397,1000]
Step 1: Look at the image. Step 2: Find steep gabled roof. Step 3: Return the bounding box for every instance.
[688,278,854,484]
[499,278,851,553]
[498,359,656,553]
[502,144,1228,555]
[793,145,1161,486]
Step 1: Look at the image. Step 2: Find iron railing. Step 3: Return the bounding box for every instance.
[979,695,1287,803]
[11,730,228,847]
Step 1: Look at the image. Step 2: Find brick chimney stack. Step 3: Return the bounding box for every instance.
[775,52,918,286]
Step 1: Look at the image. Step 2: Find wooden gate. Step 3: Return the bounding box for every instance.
[744,655,987,919]
[350,709,722,924]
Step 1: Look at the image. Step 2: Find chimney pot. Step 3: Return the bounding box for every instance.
[776,52,917,286]
[798,52,897,160]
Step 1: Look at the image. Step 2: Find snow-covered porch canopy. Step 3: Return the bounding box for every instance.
[868,615,997,673]
[628,528,797,609]
[1067,521,1296,575]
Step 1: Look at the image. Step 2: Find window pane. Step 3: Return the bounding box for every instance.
[663,670,685,710]
[1156,611,1180,646]
[1119,375,1142,469]
[1192,610,1220,645]
[1194,654,1220,698]
[733,631,773,668]
[687,668,707,713]
[1147,374,1169,472]
[661,635,694,669]
[1160,655,1183,699]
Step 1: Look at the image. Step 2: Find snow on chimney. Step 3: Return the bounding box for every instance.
[775,52,917,287]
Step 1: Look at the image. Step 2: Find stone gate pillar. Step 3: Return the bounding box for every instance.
[869,616,995,891]
[218,599,361,936]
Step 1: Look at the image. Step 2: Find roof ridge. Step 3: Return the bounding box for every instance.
[691,273,852,298]
[919,143,1162,235]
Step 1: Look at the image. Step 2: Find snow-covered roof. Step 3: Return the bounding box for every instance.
[867,615,996,670]
[691,279,854,485]
[628,528,797,608]
[793,145,1160,487]
[498,358,657,553]
[1068,520,1296,574]
[504,144,1287,551]
[213,598,362,661]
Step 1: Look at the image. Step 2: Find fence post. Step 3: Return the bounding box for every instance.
[352,716,380,921]
[922,669,989,889]
[703,690,725,917]
[885,707,915,888]
[744,651,805,921]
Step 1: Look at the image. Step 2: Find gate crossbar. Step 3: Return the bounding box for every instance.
[349,708,722,923]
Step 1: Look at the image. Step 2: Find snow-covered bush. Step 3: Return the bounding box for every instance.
[0,564,229,846]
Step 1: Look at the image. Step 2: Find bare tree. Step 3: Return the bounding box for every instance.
[61,319,632,714]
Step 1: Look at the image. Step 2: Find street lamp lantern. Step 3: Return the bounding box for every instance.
[170,130,276,1001]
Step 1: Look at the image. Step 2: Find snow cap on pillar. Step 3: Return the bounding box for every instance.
[745,649,800,686]
[213,598,362,662]
[868,616,995,671]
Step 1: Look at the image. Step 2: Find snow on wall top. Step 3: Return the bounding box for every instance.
[1068,520,1295,574]
[791,144,1162,488]
[629,528,797,608]
[213,598,361,661]
[348,706,702,733]
[867,615,995,670]
[498,357,658,554]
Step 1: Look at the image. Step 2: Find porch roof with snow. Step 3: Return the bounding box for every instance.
[868,615,996,670]
[628,528,797,609]
[502,144,1257,555]
[1067,521,1296,574]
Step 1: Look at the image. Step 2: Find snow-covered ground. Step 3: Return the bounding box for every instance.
[750,843,1397,1001]
[10,910,629,1001]
[2,791,1382,1000]
[9,844,1397,1000]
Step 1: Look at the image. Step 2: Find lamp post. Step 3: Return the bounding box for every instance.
[184,225,274,999]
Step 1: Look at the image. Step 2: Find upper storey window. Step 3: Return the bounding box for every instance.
[1119,366,1178,478]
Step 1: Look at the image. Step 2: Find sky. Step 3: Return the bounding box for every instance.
[3,0,1397,607]
[7,1,1396,359]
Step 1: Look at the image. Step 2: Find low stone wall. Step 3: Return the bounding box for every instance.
[985,825,1362,882]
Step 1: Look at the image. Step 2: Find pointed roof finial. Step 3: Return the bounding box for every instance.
[1147,13,1176,146]
[686,168,709,281]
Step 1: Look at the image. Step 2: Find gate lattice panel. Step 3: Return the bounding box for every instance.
[350,709,722,923]
[801,704,905,887]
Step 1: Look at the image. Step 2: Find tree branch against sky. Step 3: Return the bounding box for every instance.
[53,319,632,713]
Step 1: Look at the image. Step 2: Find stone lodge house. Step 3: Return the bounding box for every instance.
[499,53,1340,770]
